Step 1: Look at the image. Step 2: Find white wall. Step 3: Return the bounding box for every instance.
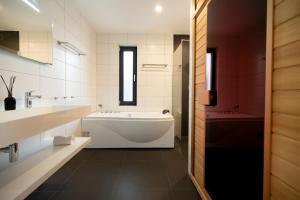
[0,0,96,170]
[96,33,173,112]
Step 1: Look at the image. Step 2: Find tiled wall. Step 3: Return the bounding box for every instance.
[0,0,96,170]
[96,33,173,112]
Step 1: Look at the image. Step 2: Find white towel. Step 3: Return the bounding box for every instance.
[53,136,73,146]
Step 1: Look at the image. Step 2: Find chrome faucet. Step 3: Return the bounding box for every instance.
[162,109,170,114]
[25,90,42,108]
[0,143,19,162]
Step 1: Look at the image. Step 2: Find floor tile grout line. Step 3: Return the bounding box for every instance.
[48,156,89,199]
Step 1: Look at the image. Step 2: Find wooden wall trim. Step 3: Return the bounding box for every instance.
[264,0,274,199]
[190,0,212,199]
[192,0,210,19]
[190,174,212,200]
[190,0,196,175]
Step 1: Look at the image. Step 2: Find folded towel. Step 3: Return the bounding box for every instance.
[53,136,73,146]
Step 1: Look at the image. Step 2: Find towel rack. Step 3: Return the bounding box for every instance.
[142,64,168,71]
[57,40,86,56]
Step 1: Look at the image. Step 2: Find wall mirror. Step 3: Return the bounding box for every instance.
[0,0,53,64]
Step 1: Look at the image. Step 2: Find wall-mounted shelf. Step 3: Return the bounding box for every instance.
[57,41,86,56]
[142,64,168,71]
[0,137,91,200]
[0,105,92,148]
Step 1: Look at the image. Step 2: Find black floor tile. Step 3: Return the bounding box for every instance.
[51,189,112,200]
[170,175,196,192]
[25,191,56,200]
[37,157,82,191]
[117,161,169,192]
[61,160,122,192]
[171,189,201,200]
[71,149,95,161]
[161,148,185,161]
[163,159,192,191]
[27,140,201,200]
[112,189,172,200]
[89,149,127,161]
[124,149,163,161]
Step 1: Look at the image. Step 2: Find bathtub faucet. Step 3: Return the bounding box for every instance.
[162,109,170,114]
[98,104,103,111]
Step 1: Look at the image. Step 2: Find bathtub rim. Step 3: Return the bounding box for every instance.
[84,112,174,121]
[83,117,174,121]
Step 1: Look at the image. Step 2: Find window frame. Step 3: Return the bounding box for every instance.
[206,48,217,106]
[206,48,217,91]
[119,46,137,106]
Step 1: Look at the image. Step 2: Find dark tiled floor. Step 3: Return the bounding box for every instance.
[26,140,201,200]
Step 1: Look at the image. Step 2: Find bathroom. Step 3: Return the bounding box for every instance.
[0,0,300,200]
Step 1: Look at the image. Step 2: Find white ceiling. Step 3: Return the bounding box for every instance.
[74,0,190,34]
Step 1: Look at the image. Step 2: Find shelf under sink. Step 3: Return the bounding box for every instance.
[0,137,91,200]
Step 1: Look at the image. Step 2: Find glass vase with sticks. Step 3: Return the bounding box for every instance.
[1,75,16,111]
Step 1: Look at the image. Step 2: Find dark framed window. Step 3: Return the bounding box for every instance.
[119,46,137,106]
[206,48,216,91]
[206,48,217,106]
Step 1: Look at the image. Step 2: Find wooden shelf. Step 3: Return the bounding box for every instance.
[0,137,91,200]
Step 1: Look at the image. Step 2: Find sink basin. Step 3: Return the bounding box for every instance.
[0,105,92,147]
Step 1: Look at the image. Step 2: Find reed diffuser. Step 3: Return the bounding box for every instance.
[1,75,16,111]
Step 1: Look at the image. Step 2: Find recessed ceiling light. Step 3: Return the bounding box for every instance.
[155,5,163,13]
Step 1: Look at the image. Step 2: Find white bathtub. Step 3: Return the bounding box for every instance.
[82,112,174,148]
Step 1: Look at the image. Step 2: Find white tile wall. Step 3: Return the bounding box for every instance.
[0,0,96,170]
[96,33,173,112]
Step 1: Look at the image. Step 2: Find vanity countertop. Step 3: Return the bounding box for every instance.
[0,105,92,147]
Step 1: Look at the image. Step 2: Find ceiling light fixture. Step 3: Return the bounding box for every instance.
[155,4,163,13]
[22,0,40,13]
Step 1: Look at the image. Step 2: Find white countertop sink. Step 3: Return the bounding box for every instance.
[0,105,92,147]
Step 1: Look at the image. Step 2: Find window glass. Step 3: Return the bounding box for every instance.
[206,52,213,90]
[123,51,134,101]
[119,47,137,105]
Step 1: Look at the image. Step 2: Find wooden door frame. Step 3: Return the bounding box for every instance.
[188,0,196,177]
[188,0,212,199]
[263,0,273,199]
[189,0,273,199]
